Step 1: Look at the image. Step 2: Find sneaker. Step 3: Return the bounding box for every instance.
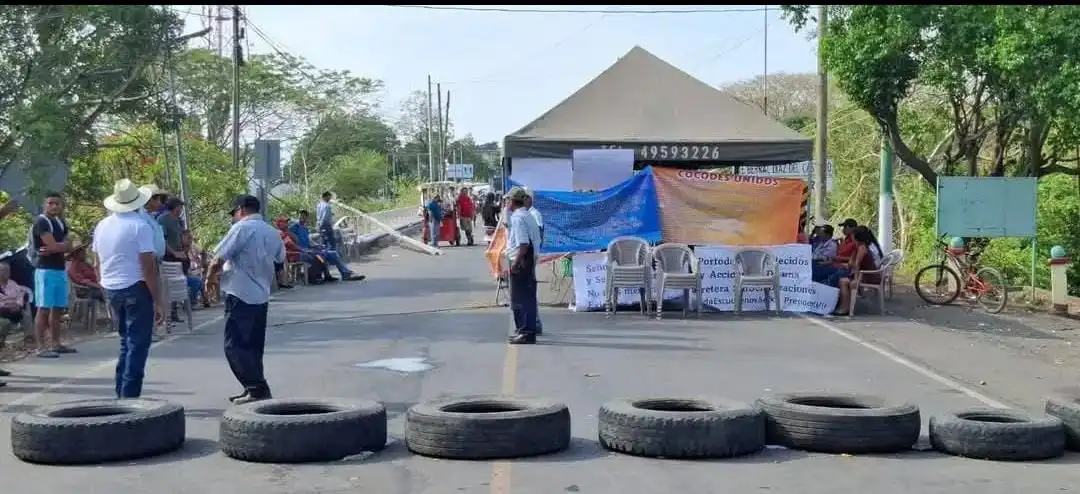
[342,274,366,282]
[0,368,11,377]
[37,350,60,358]
[55,345,77,354]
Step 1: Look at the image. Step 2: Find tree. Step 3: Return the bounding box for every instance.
[311,149,388,203]
[287,111,398,181]
[174,48,382,153]
[0,5,180,172]
[721,73,843,125]
[781,5,1080,185]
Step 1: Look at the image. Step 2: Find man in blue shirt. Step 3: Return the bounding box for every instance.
[315,191,337,251]
[502,187,542,345]
[426,195,444,248]
[291,210,364,281]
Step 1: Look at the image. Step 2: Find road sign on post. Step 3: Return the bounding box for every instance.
[445,163,474,180]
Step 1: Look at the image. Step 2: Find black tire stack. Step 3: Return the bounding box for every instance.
[11,399,186,465]
[404,395,571,459]
[597,397,764,459]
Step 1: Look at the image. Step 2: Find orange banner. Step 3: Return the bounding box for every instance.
[485,226,508,278]
[652,168,804,246]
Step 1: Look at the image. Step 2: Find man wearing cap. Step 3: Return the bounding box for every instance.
[94,179,164,398]
[504,187,542,345]
[206,195,286,404]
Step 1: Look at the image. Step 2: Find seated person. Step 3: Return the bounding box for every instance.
[290,210,364,281]
[831,226,884,316]
[66,244,105,301]
[810,225,838,283]
[0,261,30,381]
[276,216,333,284]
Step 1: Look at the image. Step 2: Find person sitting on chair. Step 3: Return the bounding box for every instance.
[66,244,106,302]
[0,262,30,384]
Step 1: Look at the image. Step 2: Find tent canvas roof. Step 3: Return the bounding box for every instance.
[504,46,812,163]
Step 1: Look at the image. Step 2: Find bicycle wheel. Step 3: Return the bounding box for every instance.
[974,267,1008,314]
[914,264,961,305]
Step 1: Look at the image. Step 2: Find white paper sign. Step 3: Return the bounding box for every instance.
[572,149,635,192]
[511,158,574,191]
[571,244,839,315]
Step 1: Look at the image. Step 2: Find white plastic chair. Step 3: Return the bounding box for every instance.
[848,250,901,317]
[160,262,194,334]
[605,236,652,316]
[652,243,702,319]
[884,249,904,300]
[733,248,782,315]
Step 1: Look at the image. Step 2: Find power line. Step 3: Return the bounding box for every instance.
[378,5,772,15]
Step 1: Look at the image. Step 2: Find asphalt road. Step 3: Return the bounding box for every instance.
[2,242,1080,494]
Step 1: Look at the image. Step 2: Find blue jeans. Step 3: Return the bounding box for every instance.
[106,282,154,398]
[315,249,353,277]
[224,294,271,397]
[509,258,539,335]
[186,275,203,301]
[319,225,337,251]
[430,218,442,247]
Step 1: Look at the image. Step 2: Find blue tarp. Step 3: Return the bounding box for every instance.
[508,168,661,254]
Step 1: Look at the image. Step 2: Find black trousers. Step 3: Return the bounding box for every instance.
[509,250,538,335]
[223,294,270,397]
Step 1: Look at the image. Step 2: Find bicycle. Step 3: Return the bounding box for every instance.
[913,234,1008,314]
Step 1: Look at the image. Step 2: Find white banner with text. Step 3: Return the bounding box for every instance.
[571,244,838,315]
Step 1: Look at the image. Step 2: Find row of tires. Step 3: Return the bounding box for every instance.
[11,393,1080,465]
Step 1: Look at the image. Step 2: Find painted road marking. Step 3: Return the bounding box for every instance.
[490,342,520,494]
[799,314,1009,409]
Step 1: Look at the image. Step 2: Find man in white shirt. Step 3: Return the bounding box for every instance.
[94,179,163,398]
[523,188,545,335]
[503,187,542,345]
[206,195,286,404]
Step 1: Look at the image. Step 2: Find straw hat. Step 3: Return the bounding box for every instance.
[103,178,152,213]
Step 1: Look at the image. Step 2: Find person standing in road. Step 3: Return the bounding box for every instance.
[30,192,74,358]
[504,187,542,345]
[159,197,188,322]
[206,195,286,405]
[427,195,444,248]
[315,191,337,251]
[95,179,163,398]
[522,188,545,335]
[455,188,476,246]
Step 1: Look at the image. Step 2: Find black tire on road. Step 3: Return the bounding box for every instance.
[220,398,387,463]
[11,399,186,465]
[930,408,1065,461]
[405,395,570,460]
[598,397,765,459]
[1046,395,1080,451]
[756,392,920,454]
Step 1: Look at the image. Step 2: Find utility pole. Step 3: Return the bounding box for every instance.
[416,154,422,179]
[436,84,444,180]
[879,137,895,253]
[762,8,768,115]
[231,5,243,169]
[443,89,451,163]
[812,4,829,224]
[166,27,210,225]
[426,75,435,181]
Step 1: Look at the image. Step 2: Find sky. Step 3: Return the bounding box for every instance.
[176,5,817,145]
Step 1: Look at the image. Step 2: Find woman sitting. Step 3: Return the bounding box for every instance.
[831,226,884,316]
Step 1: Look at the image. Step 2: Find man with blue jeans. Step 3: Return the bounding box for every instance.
[316,191,337,251]
[95,179,164,398]
[208,195,286,405]
[427,195,444,248]
[291,210,364,281]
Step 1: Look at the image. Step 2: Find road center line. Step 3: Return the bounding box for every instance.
[490,342,519,494]
[798,314,1009,409]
